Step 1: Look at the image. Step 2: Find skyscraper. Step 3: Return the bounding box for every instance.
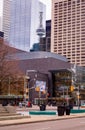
[0,0,3,31]
[51,0,85,67]
[0,17,2,31]
[2,0,46,51]
[39,20,51,52]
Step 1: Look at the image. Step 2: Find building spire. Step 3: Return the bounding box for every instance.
[36,12,45,38]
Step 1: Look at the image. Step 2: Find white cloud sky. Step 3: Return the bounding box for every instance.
[0,0,3,16]
[40,0,51,20]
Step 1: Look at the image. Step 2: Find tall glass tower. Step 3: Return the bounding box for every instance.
[2,0,46,51]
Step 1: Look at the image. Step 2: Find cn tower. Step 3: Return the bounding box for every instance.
[36,12,45,40]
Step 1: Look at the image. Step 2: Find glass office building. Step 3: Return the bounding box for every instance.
[2,0,46,51]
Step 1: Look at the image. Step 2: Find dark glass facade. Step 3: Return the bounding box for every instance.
[51,70,71,98]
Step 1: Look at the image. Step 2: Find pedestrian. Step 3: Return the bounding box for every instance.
[19,102,22,108]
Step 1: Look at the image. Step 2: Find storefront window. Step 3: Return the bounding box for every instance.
[52,70,71,98]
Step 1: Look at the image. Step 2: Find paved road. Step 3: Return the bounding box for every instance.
[0,117,85,130]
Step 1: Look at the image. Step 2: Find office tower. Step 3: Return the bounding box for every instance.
[39,20,51,52]
[51,0,85,67]
[0,0,3,31]
[2,0,46,52]
[46,20,51,52]
[3,0,10,40]
[0,17,2,31]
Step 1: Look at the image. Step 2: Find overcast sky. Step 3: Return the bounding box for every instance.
[40,0,51,20]
[0,0,3,16]
[0,0,51,20]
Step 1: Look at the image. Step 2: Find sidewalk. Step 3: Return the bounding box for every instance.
[0,105,85,127]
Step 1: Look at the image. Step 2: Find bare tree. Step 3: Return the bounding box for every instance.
[0,39,24,95]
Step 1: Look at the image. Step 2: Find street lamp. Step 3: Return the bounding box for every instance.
[8,77,11,96]
[77,87,80,110]
[71,64,81,110]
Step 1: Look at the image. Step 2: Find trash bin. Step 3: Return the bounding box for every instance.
[66,106,71,115]
[2,101,8,106]
[69,104,73,110]
[57,106,65,116]
[40,104,46,111]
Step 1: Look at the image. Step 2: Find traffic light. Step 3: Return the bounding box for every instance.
[77,95,80,99]
[35,87,40,91]
[70,85,74,92]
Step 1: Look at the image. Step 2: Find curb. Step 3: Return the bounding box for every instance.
[0,115,31,121]
[0,114,85,127]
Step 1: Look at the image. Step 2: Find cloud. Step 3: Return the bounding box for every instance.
[39,0,51,20]
[0,0,3,16]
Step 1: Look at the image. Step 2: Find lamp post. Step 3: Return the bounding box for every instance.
[8,77,11,96]
[77,86,80,110]
[71,64,81,110]
[66,87,69,106]
[24,76,26,103]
